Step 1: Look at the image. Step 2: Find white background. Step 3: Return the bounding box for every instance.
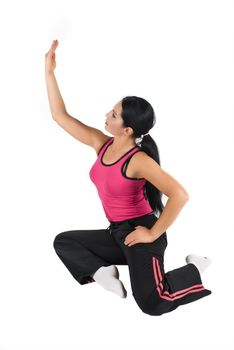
[0,0,233,349]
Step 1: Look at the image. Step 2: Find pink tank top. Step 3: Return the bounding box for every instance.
[89,137,154,222]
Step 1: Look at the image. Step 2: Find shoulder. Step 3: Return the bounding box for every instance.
[94,136,113,156]
[130,150,156,177]
[131,150,152,164]
[131,150,165,183]
[132,150,163,174]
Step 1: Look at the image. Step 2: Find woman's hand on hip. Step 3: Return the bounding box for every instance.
[124,225,157,247]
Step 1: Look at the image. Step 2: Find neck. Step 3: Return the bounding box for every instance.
[110,136,136,153]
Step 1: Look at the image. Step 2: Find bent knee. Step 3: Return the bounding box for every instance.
[135,297,164,316]
[53,231,69,249]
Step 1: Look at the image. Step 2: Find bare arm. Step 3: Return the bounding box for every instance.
[133,151,189,240]
[44,40,111,151]
[45,71,67,119]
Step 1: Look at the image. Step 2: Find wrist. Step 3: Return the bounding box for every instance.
[45,69,54,77]
[149,228,159,240]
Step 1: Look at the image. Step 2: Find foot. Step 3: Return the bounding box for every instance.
[91,265,127,298]
[185,254,212,274]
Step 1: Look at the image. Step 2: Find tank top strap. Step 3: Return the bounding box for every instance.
[118,146,142,164]
[97,137,114,157]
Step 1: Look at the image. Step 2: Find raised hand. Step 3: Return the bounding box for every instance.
[45,39,59,75]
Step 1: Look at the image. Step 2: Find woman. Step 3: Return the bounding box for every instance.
[45,40,212,316]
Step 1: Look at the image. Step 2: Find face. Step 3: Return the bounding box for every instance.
[105,100,133,137]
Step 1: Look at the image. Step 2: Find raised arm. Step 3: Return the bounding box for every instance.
[44,40,111,153]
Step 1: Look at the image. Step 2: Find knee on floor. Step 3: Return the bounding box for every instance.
[135,296,164,316]
[53,231,67,248]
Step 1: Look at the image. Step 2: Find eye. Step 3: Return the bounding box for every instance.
[112,113,116,118]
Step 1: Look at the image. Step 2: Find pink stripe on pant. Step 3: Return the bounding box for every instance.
[152,256,206,301]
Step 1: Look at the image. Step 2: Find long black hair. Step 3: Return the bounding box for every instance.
[121,95,164,217]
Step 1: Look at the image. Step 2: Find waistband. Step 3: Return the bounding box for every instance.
[108,211,155,228]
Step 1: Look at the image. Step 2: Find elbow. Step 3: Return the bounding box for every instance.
[179,190,189,202]
[172,190,189,202]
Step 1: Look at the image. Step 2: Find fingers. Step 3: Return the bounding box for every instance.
[51,39,58,50]
[45,40,59,57]
[49,40,58,53]
[52,39,58,46]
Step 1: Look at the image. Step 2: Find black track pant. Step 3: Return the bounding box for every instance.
[53,213,212,316]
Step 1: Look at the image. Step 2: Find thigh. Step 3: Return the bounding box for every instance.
[128,213,168,249]
[110,214,168,301]
[55,226,127,266]
[111,213,168,255]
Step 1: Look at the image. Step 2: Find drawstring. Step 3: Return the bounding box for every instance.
[107,224,112,234]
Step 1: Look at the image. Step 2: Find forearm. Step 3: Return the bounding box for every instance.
[45,71,67,119]
[150,193,189,240]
